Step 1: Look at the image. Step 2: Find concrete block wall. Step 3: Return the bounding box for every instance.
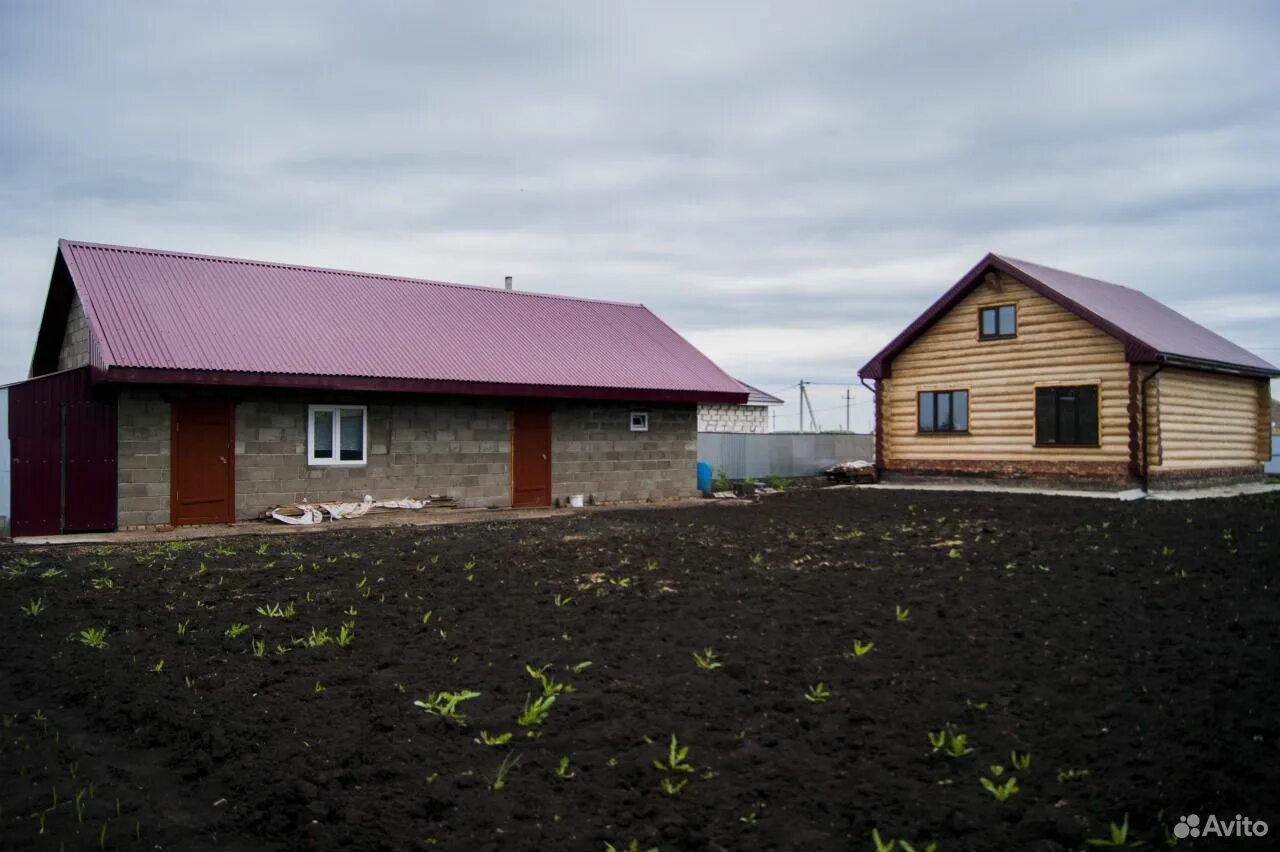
[116,391,699,526]
[697,403,770,434]
[233,396,512,518]
[57,296,92,371]
[552,403,697,503]
[117,388,172,528]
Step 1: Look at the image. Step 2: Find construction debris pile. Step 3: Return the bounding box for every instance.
[268,494,456,525]
[823,460,878,484]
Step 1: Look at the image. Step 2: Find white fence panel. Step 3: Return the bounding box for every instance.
[697,432,873,479]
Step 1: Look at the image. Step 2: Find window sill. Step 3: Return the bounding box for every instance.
[915,430,971,436]
[307,460,369,468]
[1032,443,1100,449]
[978,334,1017,341]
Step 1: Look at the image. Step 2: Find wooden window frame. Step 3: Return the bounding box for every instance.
[307,404,369,467]
[916,389,970,434]
[1033,384,1101,448]
[978,304,1017,340]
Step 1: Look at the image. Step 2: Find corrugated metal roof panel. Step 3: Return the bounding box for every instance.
[735,380,785,405]
[860,252,1279,378]
[58,240,747,398]
[995,255,1277,374]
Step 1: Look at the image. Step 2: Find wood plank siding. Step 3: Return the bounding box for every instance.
[882,273,1130,471]
[1145,368,1268,470]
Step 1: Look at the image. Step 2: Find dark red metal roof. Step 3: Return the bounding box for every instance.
[859,253,1279,379]
[54,240,748,403]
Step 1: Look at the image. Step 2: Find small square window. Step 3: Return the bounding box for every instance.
[979,304,1017,339]
[630,411,649,432]
[308,405,368,466]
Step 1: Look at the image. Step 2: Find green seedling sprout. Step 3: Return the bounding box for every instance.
[79,627,108,649]
[475,731,512,746]
[652,734,693,773]
[20,597,46,617]
[659,777,688,795]
[336,621,356,647]
[554,756,574,779]
[871,828,896,852]
[804,682,831,703]
[225,623,250,639]
[895,605,910,622]
[1086,813,1143,847]
[980,775,1019,802]
[488,751,519,791]
[692,648,722,670]
[415,690,481,725]
[517,693,556,728]
[845,640,874,658]
[1010,750,1031,771]
[526,664,569,697]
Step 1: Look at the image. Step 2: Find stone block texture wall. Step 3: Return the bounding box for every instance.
[116,390,698,526]
[552,403,697,503]
[697,403,770,434]
[117,389,172,528]
[57,296,92,371]
[234,395,511,518]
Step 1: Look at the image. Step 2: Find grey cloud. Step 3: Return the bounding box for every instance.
[1,1,1277,430]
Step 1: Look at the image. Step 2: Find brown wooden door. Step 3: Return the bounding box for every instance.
[511,408,551,508]
[171,401,235,526]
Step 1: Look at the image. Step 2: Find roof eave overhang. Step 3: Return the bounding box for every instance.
[93,366,750,404]
[1153,353,1280,379]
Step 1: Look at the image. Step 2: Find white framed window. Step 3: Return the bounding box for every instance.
[630,411,649,432]
[308,405,368,466]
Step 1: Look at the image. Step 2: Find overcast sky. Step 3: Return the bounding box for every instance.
[2,2,1277,429]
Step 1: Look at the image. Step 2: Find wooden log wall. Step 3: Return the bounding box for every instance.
[1146,368,1268,469]
[882,273,1129,465]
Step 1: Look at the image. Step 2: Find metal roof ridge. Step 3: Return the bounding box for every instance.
[993,253,1145,293]
[57,238,647,309]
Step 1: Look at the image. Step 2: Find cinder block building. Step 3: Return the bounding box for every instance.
[7,240,746,534]
[697,381,783,433]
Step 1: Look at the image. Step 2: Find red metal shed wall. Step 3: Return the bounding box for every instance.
[8,368,117,536]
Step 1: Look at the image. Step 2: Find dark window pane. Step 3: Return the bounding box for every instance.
[1035,388,1056,444]
[998,305,1016,336]
[981,309,997,337]
[1057,389,1078,445]
[1078,386,1099,445]
[339,409,364,461]
[919,392,935,431]
[937,392,953,431]
[313,410,333,459]
[953,390,968,431]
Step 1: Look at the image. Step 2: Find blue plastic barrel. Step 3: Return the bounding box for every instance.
[696,461,712,496]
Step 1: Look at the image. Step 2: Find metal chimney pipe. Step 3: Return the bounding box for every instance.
[504,276,513,290]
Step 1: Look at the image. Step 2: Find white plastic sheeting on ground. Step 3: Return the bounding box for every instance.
[270,495,448,525]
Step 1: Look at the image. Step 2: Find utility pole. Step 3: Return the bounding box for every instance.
[798,380,806,433]
[846,387,851,432]
[771,412,777,432]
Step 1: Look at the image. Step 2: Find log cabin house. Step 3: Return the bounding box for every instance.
[858,254,1277,488]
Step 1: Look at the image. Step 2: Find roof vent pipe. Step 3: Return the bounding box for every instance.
[504,276,513,290]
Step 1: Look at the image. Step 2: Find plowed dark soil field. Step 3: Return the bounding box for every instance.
[2,488,1278,851]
